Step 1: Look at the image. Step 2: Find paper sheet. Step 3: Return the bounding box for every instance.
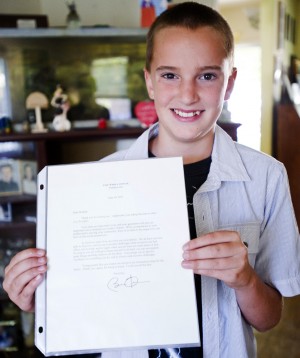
[35,157,200,356]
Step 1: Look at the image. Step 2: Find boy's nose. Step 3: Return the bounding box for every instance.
[179,81,199,104]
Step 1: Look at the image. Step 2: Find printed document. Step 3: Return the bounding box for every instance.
[35,157,200,356]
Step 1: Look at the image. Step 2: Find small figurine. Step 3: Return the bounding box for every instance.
[25,92,49,133]
[65,0,81,29]
[51,85,71,132]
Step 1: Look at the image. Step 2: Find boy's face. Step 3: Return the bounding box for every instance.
[145,26,236,157]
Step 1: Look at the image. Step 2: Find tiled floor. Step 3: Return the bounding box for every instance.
[255,295,300,357]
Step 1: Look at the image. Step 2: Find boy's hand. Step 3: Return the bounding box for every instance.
[3,248,47,312]
[182,230,253,289]
[182,230,283,332]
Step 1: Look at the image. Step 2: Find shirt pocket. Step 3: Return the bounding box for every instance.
[218,222,260,268]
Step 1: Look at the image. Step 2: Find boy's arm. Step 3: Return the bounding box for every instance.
[234,266,283,331]
[182,230,283,331]
[3,248,47,312]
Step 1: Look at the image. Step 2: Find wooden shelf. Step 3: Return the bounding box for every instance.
[0,220,35,230]
[0,127,145,143]
[0,222,36,240]
[0,127,146,170]
[0,194,36,204]
[0,27,148,39]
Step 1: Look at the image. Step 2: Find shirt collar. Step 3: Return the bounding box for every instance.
[210,125,250,181]
[123,122,159,160]
[124,122,250,184]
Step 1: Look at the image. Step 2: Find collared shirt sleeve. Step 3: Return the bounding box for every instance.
[255,162,300,296]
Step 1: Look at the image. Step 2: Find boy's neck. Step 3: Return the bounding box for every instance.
[149,133,214,165]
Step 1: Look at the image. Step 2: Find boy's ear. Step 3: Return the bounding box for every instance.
[144,69,154,100]
[224,67,237,101]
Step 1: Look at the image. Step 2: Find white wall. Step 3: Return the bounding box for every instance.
[220,3,260,45]
[0,0,41,14]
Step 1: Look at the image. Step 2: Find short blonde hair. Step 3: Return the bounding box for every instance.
[145,2,234,71]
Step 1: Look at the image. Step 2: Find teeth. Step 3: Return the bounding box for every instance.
[173,109,200,117]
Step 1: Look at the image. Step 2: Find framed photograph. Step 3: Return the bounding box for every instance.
[277,1,285,50]
[0,203,12,222]
[0,14,48,28]
[20,160,37,195]
[0,159,22,196]
[0,322,20,351]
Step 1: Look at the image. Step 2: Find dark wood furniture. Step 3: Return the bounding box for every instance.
[0,127,145,356]
[217,122,241,142]
[274,103,300,225]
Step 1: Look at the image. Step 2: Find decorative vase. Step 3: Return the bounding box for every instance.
[66,1,81,29]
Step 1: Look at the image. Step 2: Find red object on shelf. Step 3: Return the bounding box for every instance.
[141,0,156,28]
[98,118,107,129]
[135,100,158,127]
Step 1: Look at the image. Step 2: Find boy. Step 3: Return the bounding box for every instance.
[3,2,300,357]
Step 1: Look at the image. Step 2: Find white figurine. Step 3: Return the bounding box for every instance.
[51,85,71,132]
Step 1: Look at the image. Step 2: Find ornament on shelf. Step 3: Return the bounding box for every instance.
[51,85,71,132]
[65,0,81,29]
[25,92,49,133]
[140,0,156,28]
[134,100,158,127]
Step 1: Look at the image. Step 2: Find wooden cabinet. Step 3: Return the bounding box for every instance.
[274,103,300,225]
[217,122,240,142]
[0,128,145,237]
[0,126,145,356]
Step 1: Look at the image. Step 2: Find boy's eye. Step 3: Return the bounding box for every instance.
[201,73,216,81]
[162,73,177,80]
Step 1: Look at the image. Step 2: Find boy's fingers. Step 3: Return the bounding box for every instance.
[4,255,47,286]
[13,274,45,312]
[3,248,47,311]
[6,263,46,293]
[5,248,45,272]
[183,231,241,250]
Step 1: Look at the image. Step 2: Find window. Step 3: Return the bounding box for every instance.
[0,59,11,117]
[228,45,261,150]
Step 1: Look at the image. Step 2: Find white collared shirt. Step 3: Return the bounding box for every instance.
[102,123,300,358]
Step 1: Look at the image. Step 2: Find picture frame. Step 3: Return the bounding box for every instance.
[0,203,12,222]
[20,160,37,195]
[0,322,20,351]
[277,1,285,51]
[0,159,22,196]
[0,14,48,28]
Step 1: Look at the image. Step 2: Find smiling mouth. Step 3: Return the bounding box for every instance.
[172,108,203,118]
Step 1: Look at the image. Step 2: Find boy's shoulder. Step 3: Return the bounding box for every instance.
[234,140,281,165]
[233,140,286,177]
[214,125,286,181]
[217,125,283,166]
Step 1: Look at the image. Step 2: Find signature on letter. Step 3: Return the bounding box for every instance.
[107,275,149,292]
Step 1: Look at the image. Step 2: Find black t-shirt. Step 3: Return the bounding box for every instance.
[148,153,211,358]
